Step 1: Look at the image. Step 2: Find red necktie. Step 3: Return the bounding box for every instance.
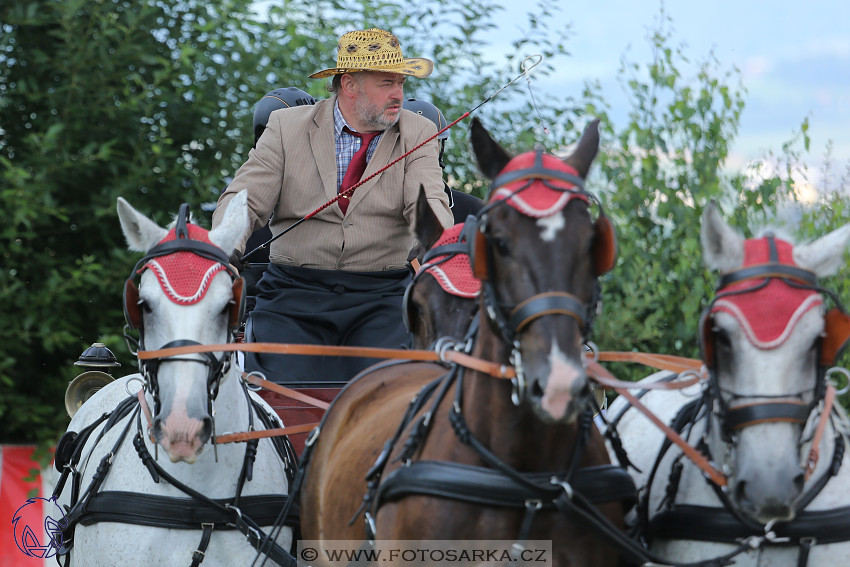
[339,128,379,214]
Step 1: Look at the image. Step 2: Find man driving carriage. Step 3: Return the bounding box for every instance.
[212,28,452,384]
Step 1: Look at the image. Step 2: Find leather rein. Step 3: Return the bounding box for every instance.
[136,344,837,493]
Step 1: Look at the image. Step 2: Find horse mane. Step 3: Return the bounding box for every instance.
[165,212,199,230]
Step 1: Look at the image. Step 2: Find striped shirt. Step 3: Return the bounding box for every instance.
[334,102,383,192]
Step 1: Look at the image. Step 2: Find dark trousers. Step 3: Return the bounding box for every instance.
[244,264,412,384]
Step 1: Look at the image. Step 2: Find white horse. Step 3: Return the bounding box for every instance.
[52,192,295,566]
[606,202,850,567]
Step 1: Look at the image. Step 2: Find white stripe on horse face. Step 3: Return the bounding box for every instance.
[541,342,581,421]
[537,214,565,242]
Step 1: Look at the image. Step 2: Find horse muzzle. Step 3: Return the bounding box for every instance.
[153,413,212,463]
[728,426,805,524]
[527,354,590,424]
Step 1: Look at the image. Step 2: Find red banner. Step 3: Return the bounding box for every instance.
[0,445,54,566]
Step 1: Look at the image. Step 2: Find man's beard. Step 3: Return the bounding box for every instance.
[355,92,400,130]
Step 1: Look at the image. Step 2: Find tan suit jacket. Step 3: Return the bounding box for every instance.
[213,96,452,272]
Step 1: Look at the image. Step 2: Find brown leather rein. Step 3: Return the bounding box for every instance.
[135,343,834,486]
[137,342,516,379]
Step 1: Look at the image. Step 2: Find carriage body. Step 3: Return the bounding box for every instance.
[256,383,342,455]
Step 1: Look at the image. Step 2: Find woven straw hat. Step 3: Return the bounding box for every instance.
[309,28,433,79]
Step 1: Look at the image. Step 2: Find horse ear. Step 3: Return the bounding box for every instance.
[209,190,250,254]
[701,200,744,272]
[117,197,168,252]
[793,223,850,277]
[413,184,445,252]
[564,118,600,179]
[470,117,512,180]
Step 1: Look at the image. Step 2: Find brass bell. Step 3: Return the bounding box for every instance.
[65,343,120,418]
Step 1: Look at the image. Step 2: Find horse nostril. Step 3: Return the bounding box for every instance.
[530,380,544,399]
[200,417,213,442]
[735,479,747,504]
[792,472,804,494]
[152,418,164,440]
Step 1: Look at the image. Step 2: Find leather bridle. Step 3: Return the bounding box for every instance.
[699,236,849,443]
[122,204,246,428]
[466,151,615,403]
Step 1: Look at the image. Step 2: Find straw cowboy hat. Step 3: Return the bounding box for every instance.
[309,28,433,79]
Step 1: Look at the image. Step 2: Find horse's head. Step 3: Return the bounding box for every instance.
[118,192,249,463]
[699,201,850,524]
[468,117,615,424]
[405,187,480,349]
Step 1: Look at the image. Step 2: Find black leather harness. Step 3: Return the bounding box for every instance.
[53,387,299,567]
[377,460,636,508]
[642,395,850,567]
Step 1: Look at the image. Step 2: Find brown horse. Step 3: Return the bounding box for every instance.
[404,187,481,349]
[300,118,632,566]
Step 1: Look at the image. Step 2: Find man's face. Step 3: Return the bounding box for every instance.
[353,71,405,130]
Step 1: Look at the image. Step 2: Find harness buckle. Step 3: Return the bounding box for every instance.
[435,337,459,362]
[364,512,377,541]
[764,531,791,544]
[550,477,574,500]
[826,366,850,395]
[738,535,765,549]
[510,345,525,406]
[243,370,265,391]
[225,503,242,528]
[245,525,262,546]
[584,341,599,362]
[510,542,527,560]
[305,426,321,447]
[763,520,791,544]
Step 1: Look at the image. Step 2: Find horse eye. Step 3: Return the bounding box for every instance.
[140,301,152,314]
[713,327,731,349]
[810,336,821,352]
[493,237,511,256]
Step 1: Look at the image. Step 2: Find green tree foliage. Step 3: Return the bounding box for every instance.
[0,0,579,444]
[582,12,821,381]
[588,14,746,362]
[0,0,279,443]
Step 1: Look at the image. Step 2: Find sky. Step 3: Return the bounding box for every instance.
[485,1,850,191]
[253,0,848,191]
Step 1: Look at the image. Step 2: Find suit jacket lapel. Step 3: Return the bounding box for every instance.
[309,99,339,211]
